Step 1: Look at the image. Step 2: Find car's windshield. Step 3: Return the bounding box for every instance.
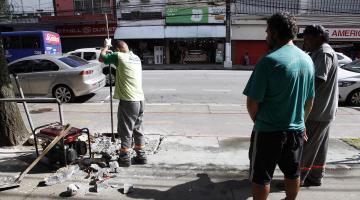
[59,55,89,68]
[341,59,360,73]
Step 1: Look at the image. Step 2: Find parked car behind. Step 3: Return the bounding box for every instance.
[338,59,360,106]
[66,48,116,85]
[336,52,352,66]
[8,54,105,103]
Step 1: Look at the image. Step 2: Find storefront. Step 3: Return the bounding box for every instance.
[114,25,165,64]
[164,5,226,64]
[231,23,269,65]
[165,25,225,64]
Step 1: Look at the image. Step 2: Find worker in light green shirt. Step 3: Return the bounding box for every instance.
[99,39,146,167]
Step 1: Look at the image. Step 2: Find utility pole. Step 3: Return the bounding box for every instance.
[224,0,232,69]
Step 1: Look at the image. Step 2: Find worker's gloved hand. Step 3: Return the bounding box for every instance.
[104,38,112,47]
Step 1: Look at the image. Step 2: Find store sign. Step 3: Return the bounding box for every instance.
[56,24,117,37]
[328,28,360,39]
[44,32,61,45]
[165,6,225,24]
[299,27,360,39]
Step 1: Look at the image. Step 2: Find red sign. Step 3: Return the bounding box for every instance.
[299,27,360,39]
[328,28,360,39]
[56,24,117,37]
[44,32,61,45]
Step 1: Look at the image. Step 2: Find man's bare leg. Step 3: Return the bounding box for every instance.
[252,183,270,200]
[284,177,300,200]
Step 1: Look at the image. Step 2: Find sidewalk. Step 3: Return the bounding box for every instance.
[0,134,359,200]
[0,103,358,199]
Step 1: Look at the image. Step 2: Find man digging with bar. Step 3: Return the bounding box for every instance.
[99,39,147,167]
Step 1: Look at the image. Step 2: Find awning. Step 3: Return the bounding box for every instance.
[165,25,225,38]
[114,25,226,39]
[114,26,165,39]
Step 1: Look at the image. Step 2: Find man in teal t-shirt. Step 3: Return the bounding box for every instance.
[243,12,315,200]
[99,39,146,167]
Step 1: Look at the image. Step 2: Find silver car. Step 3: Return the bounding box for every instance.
[8,54,106,103]
[336,52,352,67]
[66,48,116,86]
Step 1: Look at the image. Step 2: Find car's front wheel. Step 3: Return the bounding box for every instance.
[53,85,74,103]
[347,89,360,106]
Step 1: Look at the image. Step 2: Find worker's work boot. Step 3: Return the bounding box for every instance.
[133,149,147,165]
[118,151,131,167]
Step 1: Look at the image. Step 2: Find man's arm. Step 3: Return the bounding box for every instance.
[315,77,325,91]
[304,98,314,122]
[99,46,109,63]
[314,53,332,90]
[247,97,259,123]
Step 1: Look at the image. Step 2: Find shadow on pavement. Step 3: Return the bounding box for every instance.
[124,173,254,200]
[73,93,96,103]
[327,154,360,165]
[0,153,54,174]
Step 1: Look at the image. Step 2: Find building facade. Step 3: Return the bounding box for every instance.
[41,0,117,52]
[232,0,360,65]
[115,0,226,65]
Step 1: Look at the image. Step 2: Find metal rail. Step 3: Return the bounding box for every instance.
[0,98,64,125]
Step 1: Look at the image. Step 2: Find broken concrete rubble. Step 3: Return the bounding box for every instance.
[43,165,80,186]
[66,183,80,196]
[36,135,160,195]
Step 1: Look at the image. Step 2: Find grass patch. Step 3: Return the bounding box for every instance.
[342,138,360,150]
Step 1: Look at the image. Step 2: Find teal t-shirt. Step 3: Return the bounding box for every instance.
[243,44,315,132]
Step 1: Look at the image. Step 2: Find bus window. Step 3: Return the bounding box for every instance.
[4,36,22,49]
[22,35,41,49]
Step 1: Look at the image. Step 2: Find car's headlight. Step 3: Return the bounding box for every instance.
[338,81,356,87]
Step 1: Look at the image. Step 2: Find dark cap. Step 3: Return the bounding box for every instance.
[298,24,329,42]
[303,24,327,36]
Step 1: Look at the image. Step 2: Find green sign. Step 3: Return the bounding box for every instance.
[165,6,225,24]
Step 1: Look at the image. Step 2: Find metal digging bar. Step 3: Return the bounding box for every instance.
[0,97,64,156]
[105,13,116,142]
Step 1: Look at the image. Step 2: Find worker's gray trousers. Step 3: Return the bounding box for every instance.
[300,120,331,184]
[117,100,145,150]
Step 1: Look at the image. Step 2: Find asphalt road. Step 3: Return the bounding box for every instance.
[19,70,360,138]
[75,70,252,104]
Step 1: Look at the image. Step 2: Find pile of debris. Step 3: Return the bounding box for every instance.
[39,133,161,196]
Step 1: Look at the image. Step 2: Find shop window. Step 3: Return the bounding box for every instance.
[74,0,111,15]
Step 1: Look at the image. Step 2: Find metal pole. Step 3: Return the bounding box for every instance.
[224,0,232,69]
[58,103,64,125]
[13,74,34,133]
[105,13,115,142]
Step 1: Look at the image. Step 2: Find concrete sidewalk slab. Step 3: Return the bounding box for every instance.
[0,134,359,200]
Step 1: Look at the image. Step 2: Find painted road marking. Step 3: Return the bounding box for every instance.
[202,89,231,92]
[160,88,177,91]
